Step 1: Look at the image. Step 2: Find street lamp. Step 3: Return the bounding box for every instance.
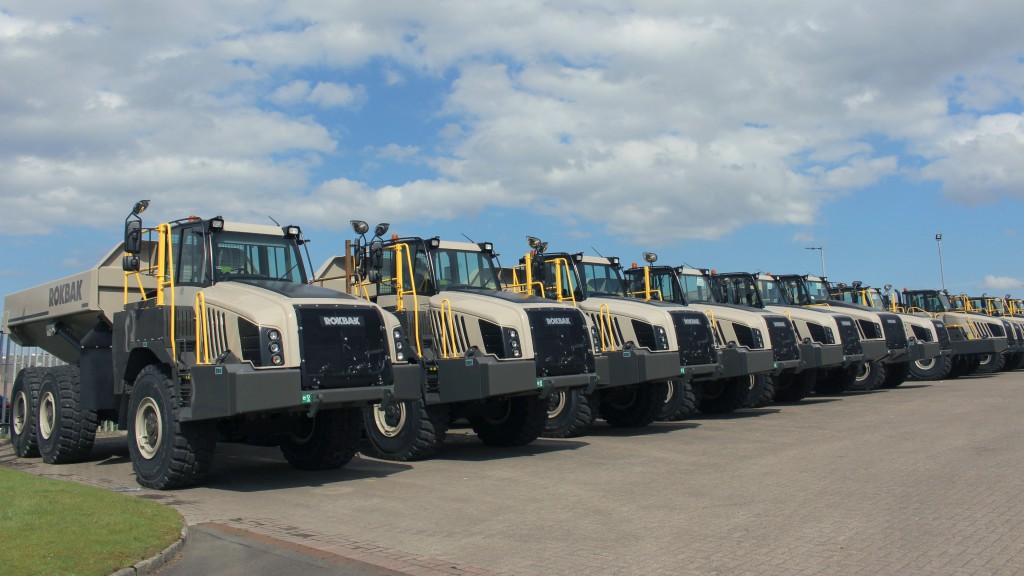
[935,234,946,292]
[805,246,825,278]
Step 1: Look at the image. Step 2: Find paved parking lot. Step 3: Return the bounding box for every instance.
[3,372,1024,576]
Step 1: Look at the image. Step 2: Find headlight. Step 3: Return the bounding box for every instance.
[752,328,764,349]
[825,326,835,344]
[271,354,284,366]
[502,326,523,358]
[655,326,670,350]
[392,325,410,361]
[268,329,281,342]
[268,342,282,354]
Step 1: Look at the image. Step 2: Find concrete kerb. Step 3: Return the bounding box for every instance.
[110,523,188,576]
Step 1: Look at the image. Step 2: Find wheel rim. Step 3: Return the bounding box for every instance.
[664,381,676,404]
[979,354,992,366]
[702,381,724,401]
[38,391,56,441]
[855,363,872,383]
[481,401,512,425]
[372,402,407,438]
[134,397,162,460]
[915,357,935,370]
[547,392,567,418]
[607,389,638,410]
[12,390,29,436]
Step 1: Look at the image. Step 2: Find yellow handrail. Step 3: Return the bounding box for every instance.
[194,291,211,365]
[437,298,458,359]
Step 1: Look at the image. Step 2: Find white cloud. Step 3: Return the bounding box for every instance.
[2,0,1024,243]
[981,275,1024,291]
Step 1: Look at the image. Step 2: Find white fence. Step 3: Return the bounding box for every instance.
[0,332,117,436]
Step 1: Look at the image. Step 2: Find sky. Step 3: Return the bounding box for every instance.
[2,1,1024,304]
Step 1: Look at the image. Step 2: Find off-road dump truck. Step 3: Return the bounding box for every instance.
[505,243,719,432]
[2,202,421,489]
[315,225,599,459]
[775,275,934,390]
[896,289,1008,379]
[952,294,1024,374]
[709,272,866,395]
[622,261,813,407]
[823,280,948,387]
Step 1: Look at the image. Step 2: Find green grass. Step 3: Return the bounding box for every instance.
[0,468,182,576]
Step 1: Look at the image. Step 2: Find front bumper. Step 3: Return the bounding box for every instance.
[950,338,1009,356]
[711,347,776,380]
[183,364,396,422]
[430,356,599,404]
[595,349,686,388]
[860,340,890,362]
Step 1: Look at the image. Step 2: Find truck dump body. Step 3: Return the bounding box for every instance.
[3,242,157,365]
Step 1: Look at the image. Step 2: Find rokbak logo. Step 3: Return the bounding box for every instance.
[545,317,572,326]
[321,316,362,327]
[772,321,788,328]
[682,318,702,325]
[49,280,83,307]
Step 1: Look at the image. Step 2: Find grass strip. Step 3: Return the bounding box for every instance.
[0,467,182,576]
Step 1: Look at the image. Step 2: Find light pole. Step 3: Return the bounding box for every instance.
[935,233,946,292]
[805,246,825,278]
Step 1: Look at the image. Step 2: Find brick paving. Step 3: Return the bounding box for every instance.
[4,373,1024,575]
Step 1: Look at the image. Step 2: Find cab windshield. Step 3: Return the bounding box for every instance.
[717,275,764,308]
[803,280,831,304]
[906,292,950,313]
[580,263,625,297]
[679,273,715,303]
[627,269,682,303]
[205,232,306,284]
[862,289,886,310]
[431,248,500,291]
[756,278,789,305]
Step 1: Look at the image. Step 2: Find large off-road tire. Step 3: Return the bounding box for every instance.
[975,352,1006,375]
[846,361,887,391]
[697,377,747,414]
[543,388,593,438]
[909,353,953,380]
[945,355,971,379]
[10,367,45,458]
[362,399,450,461]
[743,374,775,408]
[815,366,856,395]
[658,380,698,421]
[773,370,818,402]
[128,365,217,490]
[880,361,911,388]
[963,354,983,376]
[599,382,669,426]
[281,407,362,470]
[37,366,97,464]
[1001,352,1024,372]
[469,396,547,447]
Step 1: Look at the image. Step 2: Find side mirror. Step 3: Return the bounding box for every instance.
[369,241,384,273]
[122,255,141,272]
[125,220,142,255]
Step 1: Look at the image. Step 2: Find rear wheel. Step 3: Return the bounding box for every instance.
[469,396,547,447]
[600,382,668,426]
[697,377,747,414]
[880,361,911,388]
[281,408,362,470]
[1001,352,1024,371]
[774,370,817,402]
[543,388,593,438]
[658,380,698,421]
[37,366,97,464]
[362,399,449,461]
[128,365,216,489]
[10,368,45,458]
[909,353,952,380]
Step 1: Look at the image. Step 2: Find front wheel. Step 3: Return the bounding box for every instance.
[697,377,747,414]
[743,374,775,408]
[543,389,593,438]
[469,396,547,447]
[600,382,668,427]
[362,399,449,461]
[909,353,952,381]
[975,352,1006,375]
[846,360,886,391]
[10,368,45,458]
[128,365,216,490]
[281,408,362,470]
[658,380,697,421]
[880,361,911,388]
[773,370,817,402]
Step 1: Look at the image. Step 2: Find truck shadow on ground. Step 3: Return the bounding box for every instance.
[583,422,701,436]
[424,432,588,462]
[773,398,840,406]
[689,408,782,420]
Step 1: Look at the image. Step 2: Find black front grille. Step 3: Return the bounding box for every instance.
[879,313,907,349]
[858,319,883,340]
[525,308,595,377]
[670,311,717,366]
[806,322,828,344]
[765,316,799,361]
[932,320,951,350]
[834,316,863,356]
[295,305,390,390]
